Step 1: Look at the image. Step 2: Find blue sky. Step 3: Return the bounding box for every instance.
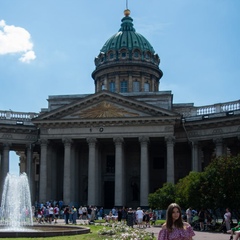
[1,0,240,175]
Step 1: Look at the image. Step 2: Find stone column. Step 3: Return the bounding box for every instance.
[165,136,175,183]
[141,74,145,91]
[191,141,199,171]
[139,136,149,207]
[214,138,223,157]
[0,143,11,196]
[2,142,11,178]
[104,75,108,91]
[128,73,133,92]
[114,137,124,207]
[115,75,120,92]
[39,139,48,203]
[151,76,155,91]
[63,138,72,205]
[87,138,98,206]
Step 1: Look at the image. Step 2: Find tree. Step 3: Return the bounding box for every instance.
[200,155,240,217]
[148,183,176,209]
[175,171,203,209]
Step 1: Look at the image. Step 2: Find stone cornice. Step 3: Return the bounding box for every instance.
[34,116,179,128]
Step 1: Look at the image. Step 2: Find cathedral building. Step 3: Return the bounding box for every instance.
[0,9,239,208]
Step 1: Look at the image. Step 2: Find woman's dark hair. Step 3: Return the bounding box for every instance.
[166,203,184,231]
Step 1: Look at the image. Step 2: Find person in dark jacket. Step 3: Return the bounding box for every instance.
[126,208,134,227]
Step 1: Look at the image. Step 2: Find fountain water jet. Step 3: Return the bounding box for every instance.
[0,173,33,230]
[0,173,90,237]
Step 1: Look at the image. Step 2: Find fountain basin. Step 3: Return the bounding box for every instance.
[0,224,90,238]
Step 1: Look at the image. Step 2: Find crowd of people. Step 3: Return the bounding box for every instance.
[31,200,240,240]
[102,206,158,228]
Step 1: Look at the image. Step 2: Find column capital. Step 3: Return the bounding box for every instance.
[113,137,124,145]
[39,138,49,146]
[165,135,175,144]
[3,142,12,149]
[62,138,72,146]
[213,137,223,144]
[86,137,97,145]
[191,141,198,147]
[138,136,149,144]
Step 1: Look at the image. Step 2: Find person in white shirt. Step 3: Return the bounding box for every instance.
[224,208,231,231]
[48,205,54,223]
[136,207,144,228]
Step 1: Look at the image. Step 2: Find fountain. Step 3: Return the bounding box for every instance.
[0,173,33,229]
[0,173,90,238]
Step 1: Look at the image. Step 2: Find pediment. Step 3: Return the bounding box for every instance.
[34,91,180,122]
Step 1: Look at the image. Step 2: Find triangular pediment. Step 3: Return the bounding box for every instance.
[33,91,180,124]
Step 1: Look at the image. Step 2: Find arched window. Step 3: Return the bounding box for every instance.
[133,50,140,58]
[121,52,126,58]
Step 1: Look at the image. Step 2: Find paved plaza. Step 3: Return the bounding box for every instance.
[145,225,231,240]
[54,219,231,239]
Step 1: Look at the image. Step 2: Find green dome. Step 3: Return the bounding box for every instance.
[94,9,160,67]
[100,15,155,54]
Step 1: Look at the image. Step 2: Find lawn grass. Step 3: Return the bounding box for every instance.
[0,225,110,240]
[0,220,165,240]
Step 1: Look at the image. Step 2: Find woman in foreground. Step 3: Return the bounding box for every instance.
[158,203,195,240]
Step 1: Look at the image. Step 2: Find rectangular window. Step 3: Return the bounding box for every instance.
[144,82,150,92]
[109,82,115,92]
[120,80,128,93]
[133,81,140,92]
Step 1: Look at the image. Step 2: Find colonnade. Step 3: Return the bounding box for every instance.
[0,135,237,207]
[37,135,176,207]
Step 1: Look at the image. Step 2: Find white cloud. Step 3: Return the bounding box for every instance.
[0,20,36,63]
[19,50,36,63]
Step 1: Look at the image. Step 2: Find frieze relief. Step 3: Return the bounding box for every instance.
[212,128,223,135]
[1,133,13,139]
[25,135,37,140]
[72,101,140,118]
[188,131,200,137]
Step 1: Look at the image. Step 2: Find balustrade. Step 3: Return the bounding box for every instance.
[0,110,38,124]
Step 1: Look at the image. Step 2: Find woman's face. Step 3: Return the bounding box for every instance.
[172,207,180,222]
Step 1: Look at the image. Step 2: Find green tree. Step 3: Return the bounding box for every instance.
[148,155,240,218]
[175,171,203,209]
[200,155,240,216]
[148,183,176,209]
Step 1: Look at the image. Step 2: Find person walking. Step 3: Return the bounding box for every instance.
[186,207,192,224]
[136,207,144,229]
[158,203,195,240]
[198,208,205,231]
[224,208,232,231]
